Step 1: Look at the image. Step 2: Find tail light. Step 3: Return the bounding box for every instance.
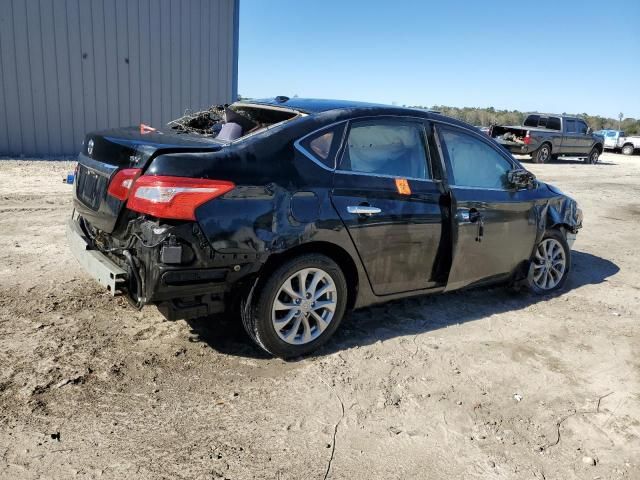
[107,168,143,201]
[126,175,235,220]
[524,131,532,145]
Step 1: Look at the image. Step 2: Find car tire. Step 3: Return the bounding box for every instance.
[621,144,635,156]
[532,144,551,164]
[584,147,600,164]
[242,254,348,359]
[526,229,571,295]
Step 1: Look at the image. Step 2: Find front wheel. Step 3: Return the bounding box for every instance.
[242,254,348,358]
[532,144,551,164]
[585,147,600,164]
[621,144,635,156]
[526,230,571,294]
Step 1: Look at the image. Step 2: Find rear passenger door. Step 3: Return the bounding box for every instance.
[330,118,446,295]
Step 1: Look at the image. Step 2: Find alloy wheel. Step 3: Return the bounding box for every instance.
[531,238,566,290]
[538,146,550,163]
[271,267,337,345]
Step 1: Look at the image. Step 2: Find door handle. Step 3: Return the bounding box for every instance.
[457,208,484,242]
[468,208,482,223]
[457,208,482,223]
[347,205,382,216]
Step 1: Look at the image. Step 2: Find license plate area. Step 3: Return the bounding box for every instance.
[77,164,109,210]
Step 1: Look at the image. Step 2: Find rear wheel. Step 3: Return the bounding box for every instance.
[526,230,571,294]
[621,144,635,156]
[585,147,600,164]
[532,144,551,164]
[243,254,348,358]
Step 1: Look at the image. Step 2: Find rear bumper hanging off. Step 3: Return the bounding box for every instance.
[66,216,127,295]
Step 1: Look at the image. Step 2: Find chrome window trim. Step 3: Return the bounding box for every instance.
[333,169,440,184]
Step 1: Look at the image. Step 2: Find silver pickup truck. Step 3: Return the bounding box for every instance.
[491,114,604,164]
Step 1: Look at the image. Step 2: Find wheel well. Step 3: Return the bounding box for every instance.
[594,143,603,153]
[541,142,552,151]
[549,223,571,236]
[622,142,634,149]
[259,242,359,311]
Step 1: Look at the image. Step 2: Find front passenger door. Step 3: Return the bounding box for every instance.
[563,118,579,155]
[575,119,591,154]
[436,125,538,291]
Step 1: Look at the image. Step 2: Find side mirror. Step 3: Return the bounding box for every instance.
[508,168,536,190]
[587,127,593,135]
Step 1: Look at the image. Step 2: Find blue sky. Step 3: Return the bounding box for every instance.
[238,0,640,119]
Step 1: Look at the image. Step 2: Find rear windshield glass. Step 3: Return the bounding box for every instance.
[167,103,300,141]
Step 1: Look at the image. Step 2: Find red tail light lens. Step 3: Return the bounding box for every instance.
[524,131,532,145]
[127,176,235,220]
[108,168,142,201]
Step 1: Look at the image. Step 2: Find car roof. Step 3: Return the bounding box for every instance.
[240,97,481,133]
[248,97,407,114]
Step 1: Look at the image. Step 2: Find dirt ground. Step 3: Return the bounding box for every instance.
[0,152,639,480]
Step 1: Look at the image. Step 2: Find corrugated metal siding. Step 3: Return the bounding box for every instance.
[0,0,239,156]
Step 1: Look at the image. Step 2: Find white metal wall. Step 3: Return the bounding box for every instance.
[0,0,239,156]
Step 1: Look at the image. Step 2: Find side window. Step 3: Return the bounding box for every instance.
[547,117,561,130]
[576,120,588,135]
[524,115,540,127]
[565,119,577,133]
[298,124,344,168]
[439,127,513,189]
[339,120,430,179]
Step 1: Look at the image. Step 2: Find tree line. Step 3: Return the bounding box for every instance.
[410,105,640,135]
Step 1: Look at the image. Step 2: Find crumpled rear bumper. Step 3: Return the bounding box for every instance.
[66,215,127,295]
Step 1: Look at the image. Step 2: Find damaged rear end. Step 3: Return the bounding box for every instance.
[68,103,302,319]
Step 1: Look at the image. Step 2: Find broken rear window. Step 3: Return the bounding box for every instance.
[167,103,301,141]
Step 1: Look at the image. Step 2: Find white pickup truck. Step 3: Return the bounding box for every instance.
[617,135,640,155]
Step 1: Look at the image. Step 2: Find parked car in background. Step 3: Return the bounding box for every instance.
[68,98,583,358]
[594,129,625,150]
[490,114,604,164]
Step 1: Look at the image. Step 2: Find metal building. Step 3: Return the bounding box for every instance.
[0,0,239,157]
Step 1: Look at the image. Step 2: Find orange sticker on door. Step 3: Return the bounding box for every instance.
[395,178,411,195]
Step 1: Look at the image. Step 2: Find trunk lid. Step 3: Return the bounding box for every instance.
[74,127,222,233]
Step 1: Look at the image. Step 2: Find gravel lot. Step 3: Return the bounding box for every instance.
[1,152,639,480]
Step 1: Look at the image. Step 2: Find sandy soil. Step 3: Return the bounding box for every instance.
[0,153,639,480]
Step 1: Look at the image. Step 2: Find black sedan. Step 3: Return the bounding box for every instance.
[68,98,583,358]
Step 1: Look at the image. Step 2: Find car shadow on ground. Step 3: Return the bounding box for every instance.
[184,251,619,359]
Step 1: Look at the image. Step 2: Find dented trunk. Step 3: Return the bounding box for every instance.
[74,127,223,233]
